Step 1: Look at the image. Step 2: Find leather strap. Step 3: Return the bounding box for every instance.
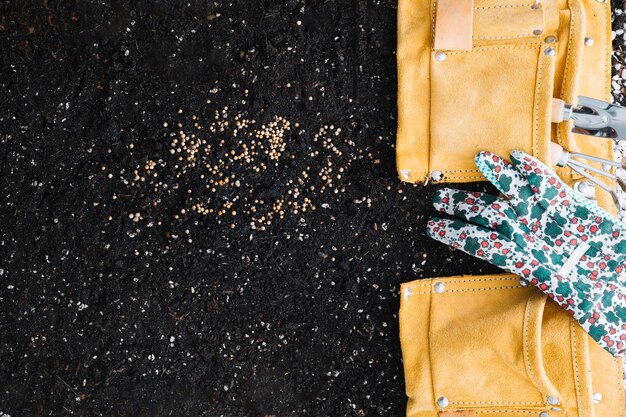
[433,0,474,51]
[439,411,476,417]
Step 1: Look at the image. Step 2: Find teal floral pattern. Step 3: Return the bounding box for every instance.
[426,150,626,357]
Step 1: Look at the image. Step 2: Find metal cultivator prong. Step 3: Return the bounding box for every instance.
[550,142,624,210]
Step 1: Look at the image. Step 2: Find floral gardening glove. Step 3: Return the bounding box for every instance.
[426,150,626,356]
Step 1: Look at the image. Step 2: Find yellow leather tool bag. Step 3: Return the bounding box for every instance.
[399,274,624,417]
[396,0,613,208]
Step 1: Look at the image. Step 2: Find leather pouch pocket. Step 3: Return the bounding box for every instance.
[427,43,556,182]
[397,0,560,183]
[399,275,561,416]
[399,274,624,417]
[427,277,558,411]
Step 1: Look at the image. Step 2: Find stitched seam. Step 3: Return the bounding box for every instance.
[533,51,543,157]
[445,176,486,180]
[425,172,487,181]
[474,4,535,9]
[414,277,514,287]
[443,277,517,283]
[559,0,575,100]
[617,357,624,417]
[446,45,539,55]
[450,401,544,405]
[411,285,524,295]
[571,320,582,417]
[431,0,438,46]
[557,0,575,146]
[427,289,437,411]
[445,277,517,283]
[477,411,549,415]
[403,277,521,290]
[404,173,486,182]
[524,299,538,388]
[603,0,609,101]
[602,0,611,174]
[439,169,480,173]
[428,0,436,175]
[473,34,535,40]
[446,286,523,293]
[405,169,479,174]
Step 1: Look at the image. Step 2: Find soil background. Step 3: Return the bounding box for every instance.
[1,1,625,416]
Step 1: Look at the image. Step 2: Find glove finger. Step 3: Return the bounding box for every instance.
[510,150,619,221]
[510,150,626,255]
[474,151,534,201]
[433,190,539,251]
[427,217,534,272]
[432,188,498,226]
[570,284,626,356]
[510,150,596,214]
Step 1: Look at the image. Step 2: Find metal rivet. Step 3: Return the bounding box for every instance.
[574,181,596,199]
[430,170,443,181]
[433,283,446,294]
[544,47,556,57]
[520,279,529,287]
[545,36,557,43]
[593,392,603,403]
[547,396,559,405]
[539,412,549,417]
[533,29,543,36]
[531,1,541,9]
[437,396,449,408]
[585,36,594,46]
[435,52,446,62]
[403,287,412,299]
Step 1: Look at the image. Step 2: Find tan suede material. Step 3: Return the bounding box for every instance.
[397,0,614,212]
[399,274,624,417]
[400,274,624,417]
[398,2,621,414]
[589,335,625,417]
[473,2,544,42]
[439,412,475,417]
[557,0,614,212]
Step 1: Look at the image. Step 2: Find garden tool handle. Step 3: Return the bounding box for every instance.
[549,142,568,167]
[551,99,566,123]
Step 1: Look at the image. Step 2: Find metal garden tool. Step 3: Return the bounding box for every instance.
[554,96,626,140]
[549,142,625,209]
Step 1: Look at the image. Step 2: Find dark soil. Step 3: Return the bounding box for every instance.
[0,1,623,416]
